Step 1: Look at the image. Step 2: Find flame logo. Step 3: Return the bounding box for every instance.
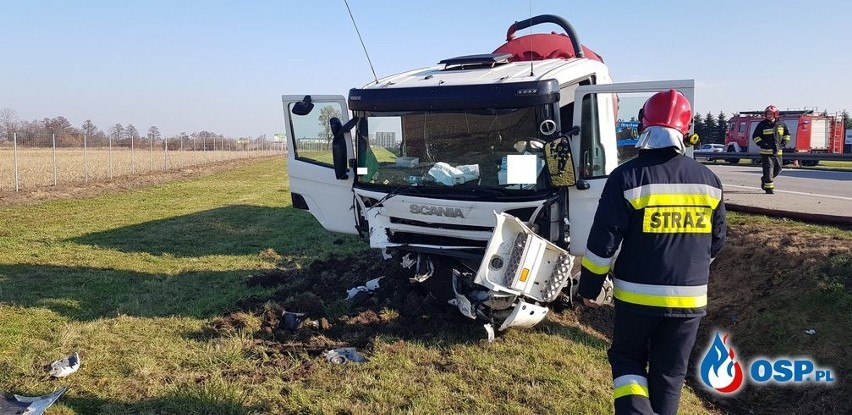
[700,332,744,394]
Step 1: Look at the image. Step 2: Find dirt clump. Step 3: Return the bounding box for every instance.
[206,251,475,381]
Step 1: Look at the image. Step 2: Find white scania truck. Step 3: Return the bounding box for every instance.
[282,15,694,331]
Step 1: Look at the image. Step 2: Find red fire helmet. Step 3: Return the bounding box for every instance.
[641,89,692,135]
[765,105,779,117]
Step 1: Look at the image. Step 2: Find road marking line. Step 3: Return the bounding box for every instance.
[724,184,852,201]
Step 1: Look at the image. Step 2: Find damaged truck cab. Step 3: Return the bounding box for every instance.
[282,15,694,331]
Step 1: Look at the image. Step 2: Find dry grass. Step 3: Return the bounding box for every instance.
[0,147,283,191]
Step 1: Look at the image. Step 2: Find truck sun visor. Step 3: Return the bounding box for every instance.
[348,79,559,111]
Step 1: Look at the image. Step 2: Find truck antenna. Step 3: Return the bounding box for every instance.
[343,0,380,84]
[528,0,534,76]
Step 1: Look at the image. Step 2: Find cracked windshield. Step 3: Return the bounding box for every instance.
[357,108,547,192]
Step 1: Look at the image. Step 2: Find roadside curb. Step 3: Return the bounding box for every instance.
[725,203,852,226]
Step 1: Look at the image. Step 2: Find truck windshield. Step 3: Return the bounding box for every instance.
[355,107,550,195]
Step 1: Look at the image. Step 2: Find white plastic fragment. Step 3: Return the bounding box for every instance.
[48,352,80,378]
[365,276,384,291]
[1,386,68,415]
[400,254,416,269]
[323,347,366,364]
[484,323,495,343]
[804,329,816,335]
[345,277,385,300]
[345,286,369,300]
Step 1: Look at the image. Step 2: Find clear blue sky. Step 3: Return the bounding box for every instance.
[1,0,849,139]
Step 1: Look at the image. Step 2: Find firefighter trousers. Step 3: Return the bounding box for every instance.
[609,307,702,415]
[760,154,782,191]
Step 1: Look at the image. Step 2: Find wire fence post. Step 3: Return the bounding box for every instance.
[51,133,57,186]
[131,134,135,174]
[108,134,113,179]
[13,132,19,192]
[84,133,89,183]
[163,137,168,171]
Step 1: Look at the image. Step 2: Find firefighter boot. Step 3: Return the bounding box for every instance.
[762,182,775,194]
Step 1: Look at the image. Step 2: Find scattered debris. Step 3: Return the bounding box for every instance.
[280,311,306,331]
[48,352,80,378]
[410,255,434,283]
[400,253,416,269]
[323,347,366,364]
[365,276,383,290]
[345,277,385,302]
[483,323,495,343]
[804,329,816,335]
[0,386,67,415]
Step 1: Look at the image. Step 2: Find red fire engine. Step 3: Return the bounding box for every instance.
[724,110,844,166]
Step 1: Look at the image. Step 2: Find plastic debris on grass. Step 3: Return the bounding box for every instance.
[280,311,306,331]
[48,352,80,378]
[345,277,385,301]
[0,386,67,415]
[323,347,366,364]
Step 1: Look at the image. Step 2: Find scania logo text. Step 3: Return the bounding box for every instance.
[409,204,465,218]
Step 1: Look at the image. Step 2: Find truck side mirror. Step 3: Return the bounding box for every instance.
[291,95,314,116]
[330,117,357,180]
[544,138,576,187]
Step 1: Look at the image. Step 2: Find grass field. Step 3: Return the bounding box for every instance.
[0,147,283,191]
[5,158,850,414]
[0,158,719,414]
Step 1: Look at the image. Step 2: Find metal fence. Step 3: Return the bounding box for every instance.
[0,133,286,192]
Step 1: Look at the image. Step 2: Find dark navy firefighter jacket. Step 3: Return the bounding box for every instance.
[577,149,727,317]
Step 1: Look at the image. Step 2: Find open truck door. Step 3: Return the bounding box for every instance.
[282,95,357,235]
[569,80,695,255]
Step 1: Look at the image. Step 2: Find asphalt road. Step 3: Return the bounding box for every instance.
[705,164,852,223]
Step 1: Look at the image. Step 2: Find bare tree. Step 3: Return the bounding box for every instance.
[0,108,19,141]
[318,105,341,144]
[82,119,97,137]
[125,124,139,142]
[147,126,161,142]
[109,124,124,141]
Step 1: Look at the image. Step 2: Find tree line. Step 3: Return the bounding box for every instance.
[0,108,269,150]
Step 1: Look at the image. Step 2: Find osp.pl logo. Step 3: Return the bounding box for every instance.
[699,332,836,394]
[700,332,744,393]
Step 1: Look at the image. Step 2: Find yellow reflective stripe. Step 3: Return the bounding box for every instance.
[629,194,721,210]
[582,256,610,275]
[763,183,775,189]
[782,136,790,141]
[613,287,707,308]
[759,149,774,155]
[776,150,783,155]
[613,384,649,399]
[762,128,774,135]
[753,137,763,143]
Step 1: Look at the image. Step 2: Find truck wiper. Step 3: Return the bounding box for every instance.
[368,185,424,208]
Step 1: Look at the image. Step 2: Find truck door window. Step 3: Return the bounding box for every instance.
[287,101,344,166]
[579,93,604,178]
[739,122,746,133]
[581,91,669,178]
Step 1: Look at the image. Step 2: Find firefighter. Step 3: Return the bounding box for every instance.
[752,105,791,194]
[578,89,727,415]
